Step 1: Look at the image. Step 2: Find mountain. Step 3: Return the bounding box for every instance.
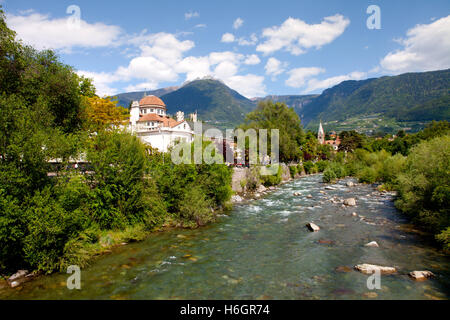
[160,79,256,128]
[113,86,179,109]
[253,94,318,117]
[302,69,450,133]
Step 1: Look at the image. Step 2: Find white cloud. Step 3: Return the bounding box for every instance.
[221,33,235,43]
[285,67,325,87]
[233,18,244,30]
[380,15,450,73]
[265,57,287,79]
[194,24,207,28]
[303,71,366,93]
[185,11,199,20]
[77,70,120,96]
[124,82,159,93]
[237,33,258,46]
[244,54,261,65]
[6,12,122,52]
[256,14,350,55]
[223,74,266,98]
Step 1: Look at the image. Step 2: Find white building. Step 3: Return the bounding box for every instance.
[129,95,194,152]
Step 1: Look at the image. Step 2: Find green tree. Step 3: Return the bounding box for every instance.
[239,100,304,162]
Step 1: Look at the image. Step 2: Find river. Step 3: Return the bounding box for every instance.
[1,175,449,300]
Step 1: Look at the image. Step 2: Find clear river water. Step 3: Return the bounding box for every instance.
[1,175,449,300]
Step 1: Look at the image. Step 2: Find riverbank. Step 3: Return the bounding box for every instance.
[2,174,448,299]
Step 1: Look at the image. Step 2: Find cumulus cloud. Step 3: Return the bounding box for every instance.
[185,11,199,20]
[256,14,350,55]
[265,57,287,79]
[244,54,261,65]
[77,70,120,96]
[285,67,325,88]
[380,15,450,73]
[6,12,122,52]
[224,74,266,98]
[303,71,366,93]
[237,33,258,46]
[233,17,244,30]
[221,33,235,43]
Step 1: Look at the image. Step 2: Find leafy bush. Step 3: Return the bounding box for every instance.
[303,161,317,174]
[358,166,378,184]
[289,165,297,178]
[395,135,450,235]
[261,164,282,186]
[178,185,214,227]
[297,164,304,175]
[22,187,89,273]
[322,167,337,183]
[316,160,328,172]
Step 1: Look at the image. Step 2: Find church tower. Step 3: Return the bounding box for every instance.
[318,121,325,145]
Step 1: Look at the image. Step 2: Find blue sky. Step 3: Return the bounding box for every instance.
[2,0,450,97]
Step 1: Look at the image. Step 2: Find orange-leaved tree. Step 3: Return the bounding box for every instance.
[83,96,129,131]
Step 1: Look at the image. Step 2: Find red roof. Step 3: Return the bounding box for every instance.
[139,95,166,107]
[138,113,183,128]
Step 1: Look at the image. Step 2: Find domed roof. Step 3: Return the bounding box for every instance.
[139,95,166,107]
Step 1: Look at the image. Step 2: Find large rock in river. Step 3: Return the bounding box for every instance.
[344,198,356,206]
[306,222,320,232]
[409,271,434,281]
[354,264,396,274]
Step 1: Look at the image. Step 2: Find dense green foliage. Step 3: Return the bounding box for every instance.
[395,136,450,239]
[239,100,305,162]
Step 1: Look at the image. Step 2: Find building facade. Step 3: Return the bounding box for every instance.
[129,95,194,152]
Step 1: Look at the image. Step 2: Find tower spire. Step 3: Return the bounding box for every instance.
[318,120,325,145]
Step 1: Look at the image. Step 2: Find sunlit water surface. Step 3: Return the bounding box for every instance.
[1,175,449,300]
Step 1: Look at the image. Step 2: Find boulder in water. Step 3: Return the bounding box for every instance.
[257,185,266,193]
[306,222,320,232]
[344,198,356,206]
[346,181,355,187]
[365,241,379,247]
[409,271,434,281]
[231,195,243,203]
[306,194,313,199]
[335,266,353,273]
[8,269,32,288]
[354,264,396,274]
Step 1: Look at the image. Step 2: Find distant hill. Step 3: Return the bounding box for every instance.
[302,69,450,133]
[113,86,179,109]
[253,94,318,117]
[160,79,256,128]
